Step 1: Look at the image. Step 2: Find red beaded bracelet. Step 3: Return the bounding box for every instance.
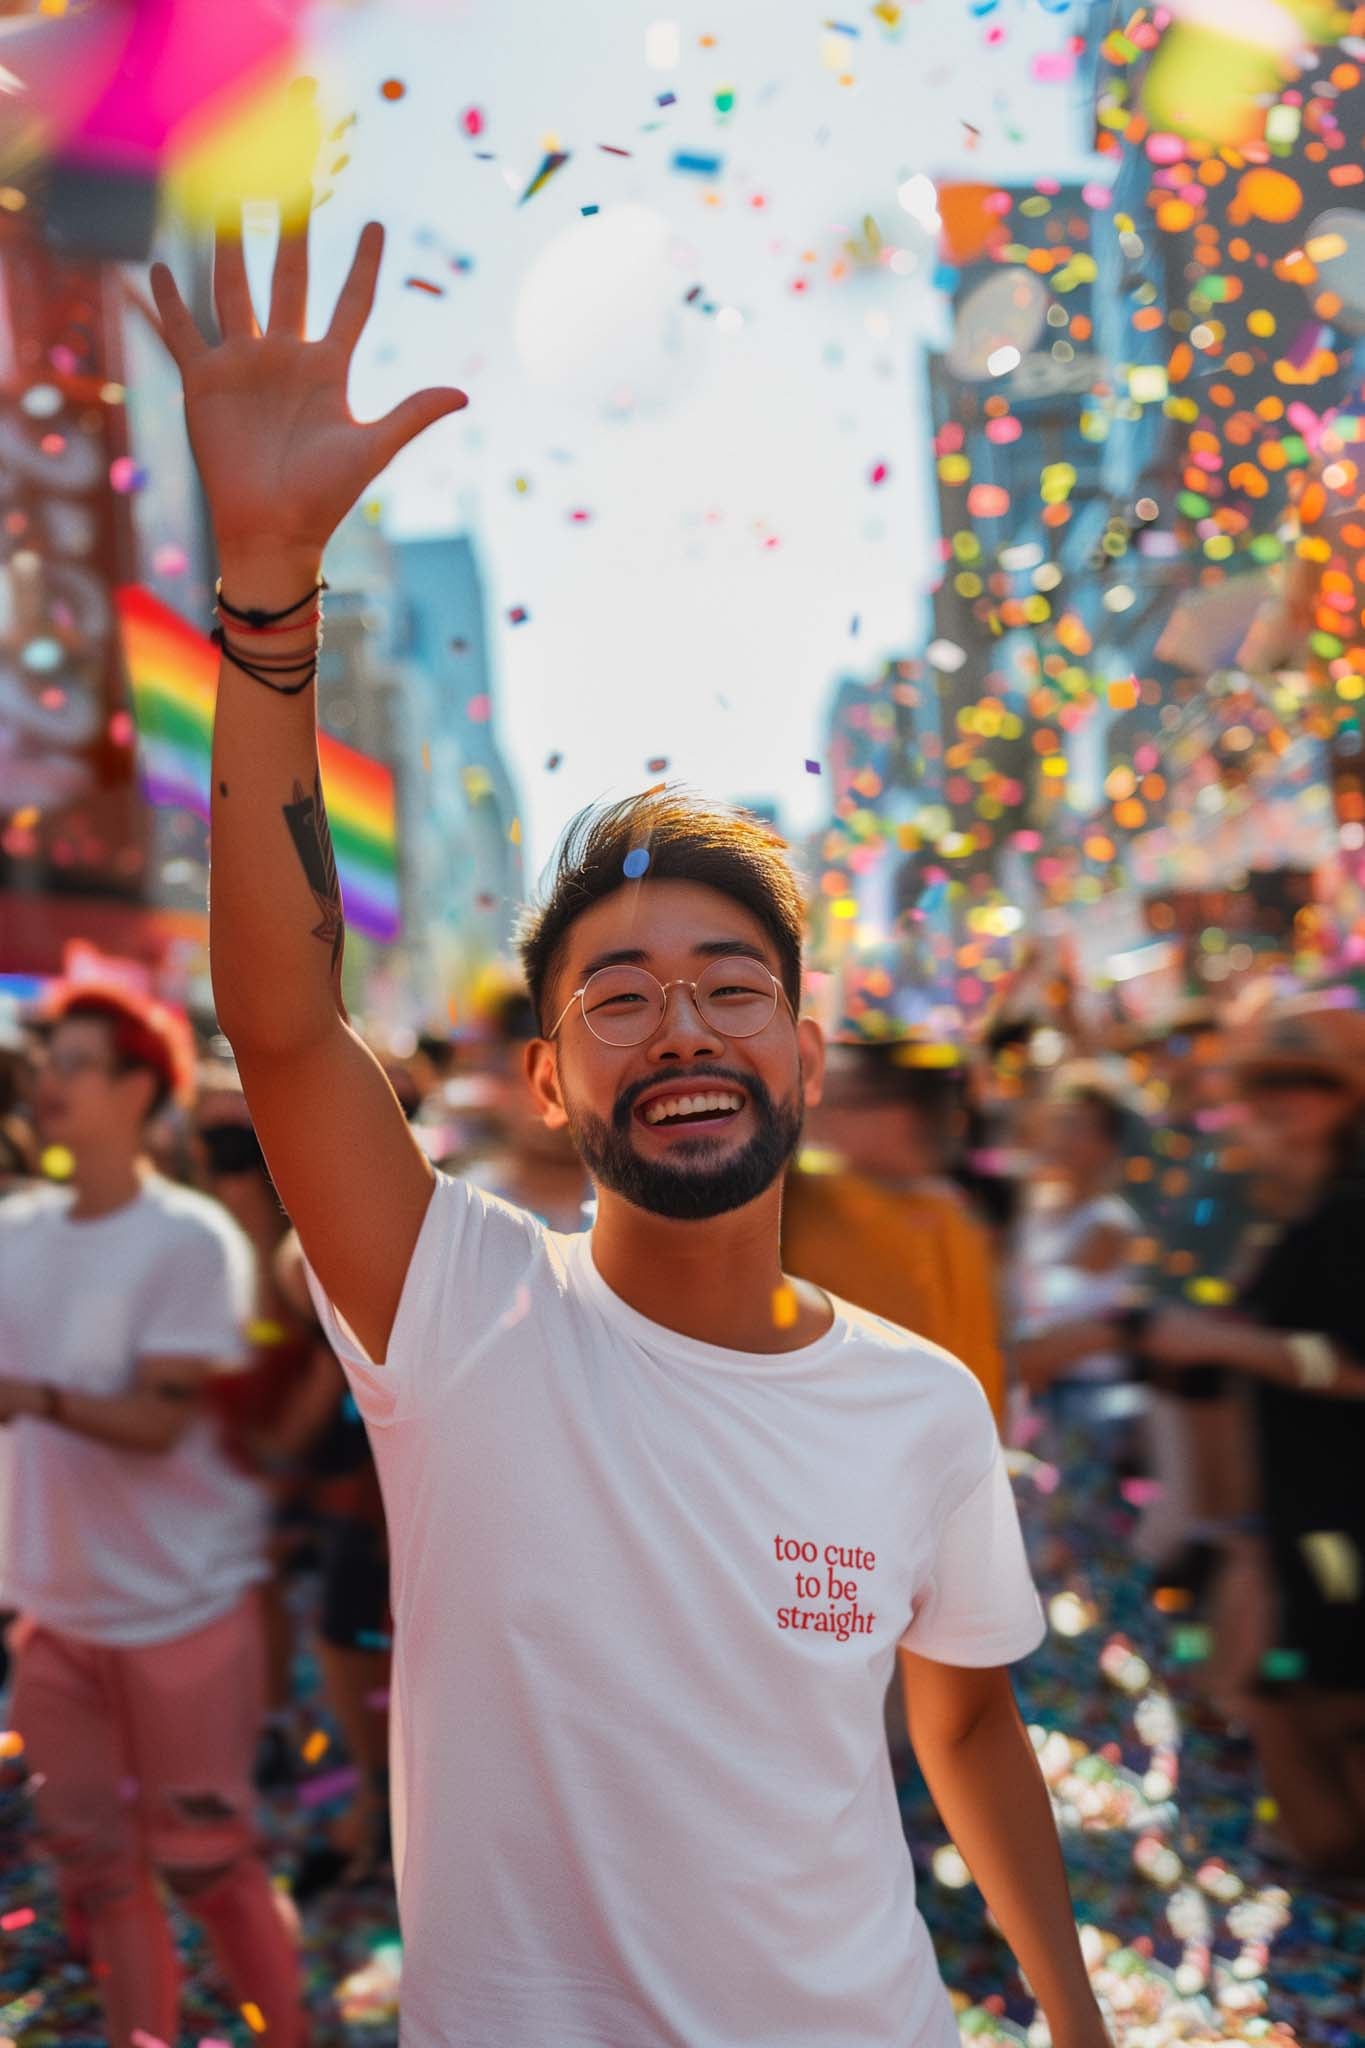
[219,608,323,638]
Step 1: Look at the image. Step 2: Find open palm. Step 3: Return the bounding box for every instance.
[149,215,466,557]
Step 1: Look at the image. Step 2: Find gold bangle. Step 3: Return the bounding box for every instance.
[1287,1333,1339,1391]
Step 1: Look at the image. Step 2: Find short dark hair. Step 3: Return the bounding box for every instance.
[827,1043,966,1151]
[1059,1083,1128,1151]
[517,787,806,1033]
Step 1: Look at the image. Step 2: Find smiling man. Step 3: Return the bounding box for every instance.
[149,212,1111,2048]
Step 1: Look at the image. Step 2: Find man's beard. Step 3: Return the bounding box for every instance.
[566,1063,805,1221]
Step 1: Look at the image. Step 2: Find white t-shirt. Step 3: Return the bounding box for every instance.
[0,1173,269,1646]
[1012,1191,1140,1385]
[304,1171,1046,2048]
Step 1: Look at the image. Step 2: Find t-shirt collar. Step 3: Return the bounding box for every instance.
[567,1229,846,1375]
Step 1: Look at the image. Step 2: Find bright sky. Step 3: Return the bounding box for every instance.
[282,0,1099,879]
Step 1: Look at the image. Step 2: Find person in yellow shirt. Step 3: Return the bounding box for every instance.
[782,1039,1008,1778]
[782,1042,1004,1426]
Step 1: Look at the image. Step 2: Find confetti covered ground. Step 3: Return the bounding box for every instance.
[2,1437,1362,2047]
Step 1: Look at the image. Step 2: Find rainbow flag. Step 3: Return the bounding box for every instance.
[116,584,401,943]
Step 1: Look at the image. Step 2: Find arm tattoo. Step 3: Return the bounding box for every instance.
[283,770,345,972]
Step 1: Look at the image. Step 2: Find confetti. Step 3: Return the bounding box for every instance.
[623,847,651,878]
[519,151,571,205]
[771,1283,798,1328]
[646,20,681,69]
[507,606,529,625]
[671,149,723,177]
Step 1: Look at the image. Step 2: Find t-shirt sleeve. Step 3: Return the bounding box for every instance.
[899,1438,1046,1666]
[1091,1193,1140,1236]
[139,1211,256,1369]
[301,1169,544,1427]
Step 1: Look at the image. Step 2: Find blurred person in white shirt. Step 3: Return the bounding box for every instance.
[0,985,306,2048]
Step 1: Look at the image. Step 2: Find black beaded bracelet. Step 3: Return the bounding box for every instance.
[215,574,329,628]
[213,629,319,697]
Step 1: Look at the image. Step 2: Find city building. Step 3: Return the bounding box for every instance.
[0,213,167,988]
[389,533,526,1023]
[1075,1,1365,990]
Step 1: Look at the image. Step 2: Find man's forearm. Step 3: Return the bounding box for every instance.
[8,1380,183,1454]
[1205,1320,1365,1397]
[1014,1319,1116,1390]
[914,1695,1105,2035]
[209,544,347,1053]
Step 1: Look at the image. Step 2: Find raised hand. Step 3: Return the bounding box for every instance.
[149,213,466,561]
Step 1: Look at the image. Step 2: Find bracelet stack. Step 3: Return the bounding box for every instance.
[212,574,328,695]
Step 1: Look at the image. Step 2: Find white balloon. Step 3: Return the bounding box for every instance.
[513,204,703,418]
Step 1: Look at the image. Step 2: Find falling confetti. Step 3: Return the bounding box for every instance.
[771,1283,798,1328]
[671,149,723,177]
[518,151,570,205]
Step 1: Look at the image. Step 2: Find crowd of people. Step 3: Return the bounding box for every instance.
[4,211,1365,2045]
[2,955,1364,2041]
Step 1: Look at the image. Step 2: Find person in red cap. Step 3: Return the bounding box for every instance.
[0,985,306,2047]
[1140,998,1365,1882]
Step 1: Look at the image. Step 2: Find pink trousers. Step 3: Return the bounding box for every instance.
[8,1585,305,2048]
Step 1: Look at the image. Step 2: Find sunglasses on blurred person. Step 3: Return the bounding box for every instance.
[34,1047,116,1081]
[195,1120,267,1176]
[1241,1065,1349,1096]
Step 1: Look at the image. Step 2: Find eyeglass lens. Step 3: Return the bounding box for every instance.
[581,955,778,1046]
[38,1050,109,1079]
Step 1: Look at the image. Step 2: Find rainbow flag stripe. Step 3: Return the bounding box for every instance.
[116,584,400,942]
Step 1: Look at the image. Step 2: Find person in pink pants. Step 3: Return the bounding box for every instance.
[0,986,305,2048]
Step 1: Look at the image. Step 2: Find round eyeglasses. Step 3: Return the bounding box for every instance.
[548,954,797,1048]
[34,1048,114,1081]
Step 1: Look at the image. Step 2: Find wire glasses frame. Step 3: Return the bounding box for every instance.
[547,954,799,1047]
